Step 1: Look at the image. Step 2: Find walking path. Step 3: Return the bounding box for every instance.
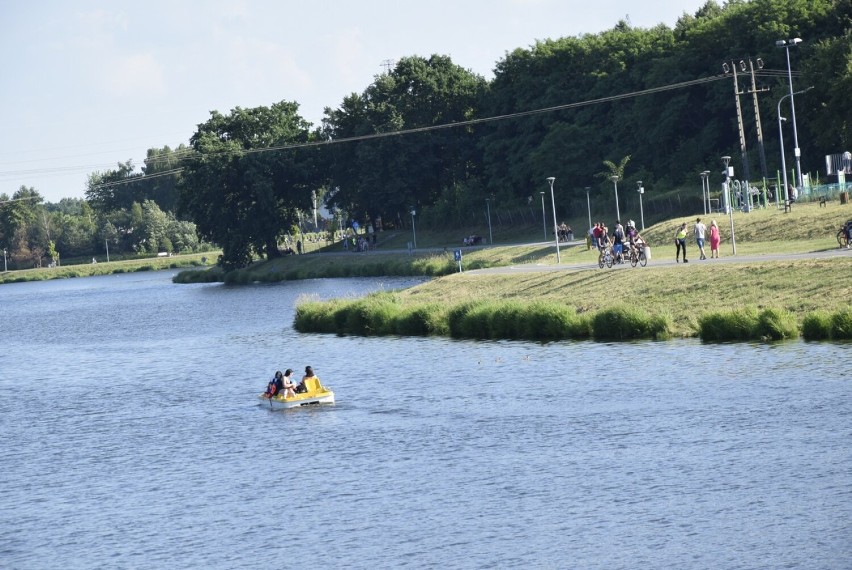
[466,241,852,275]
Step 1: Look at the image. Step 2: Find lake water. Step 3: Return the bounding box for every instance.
[1,271,850,569]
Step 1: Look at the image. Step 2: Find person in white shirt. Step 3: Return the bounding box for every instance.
[694,217,707,260]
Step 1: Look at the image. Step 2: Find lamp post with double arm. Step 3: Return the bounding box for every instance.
[776,38,803,189]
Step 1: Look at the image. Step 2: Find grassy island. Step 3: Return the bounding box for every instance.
[285,202,852,341]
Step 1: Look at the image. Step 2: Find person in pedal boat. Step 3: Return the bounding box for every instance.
[281,369,297,398]
[264,371,285,398]
[295,366,317,393]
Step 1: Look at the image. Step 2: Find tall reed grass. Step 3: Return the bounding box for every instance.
[295,295,671,341]
[802,308,852,340]
[698,306,798,341]
[296,295,852,343]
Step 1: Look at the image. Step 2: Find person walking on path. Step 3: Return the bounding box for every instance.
[694,217,707,260]
[675,222,688,263]
[709,219,721,258]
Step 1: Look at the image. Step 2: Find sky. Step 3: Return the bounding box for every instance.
[0,0,710,203]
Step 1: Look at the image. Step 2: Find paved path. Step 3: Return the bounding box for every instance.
[314,235,852,274]
[465,242,852,275]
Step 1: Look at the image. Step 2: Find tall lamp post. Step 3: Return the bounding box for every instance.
[776,38,803,189]
[410,209,417,249]
[636,181,645,230]
[722,156,736,255]
[547,177,560,263]
[585,187,592,234]
[485,198,493,245]
[700,171,709,215]
[777,86,813,205]
[611,175,620,221]
[539,192,547,241]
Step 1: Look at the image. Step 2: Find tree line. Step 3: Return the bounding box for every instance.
[2,0,849,270]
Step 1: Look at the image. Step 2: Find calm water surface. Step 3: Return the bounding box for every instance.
[1,271,850,569]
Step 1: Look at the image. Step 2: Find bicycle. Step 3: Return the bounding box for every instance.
[837,221,851,248]
[628,243,648,267]
[598,246,614,268]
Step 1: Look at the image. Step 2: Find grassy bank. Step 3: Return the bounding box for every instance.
[0,252,214,285]
[174,200,851,284]
[293,256,852,341]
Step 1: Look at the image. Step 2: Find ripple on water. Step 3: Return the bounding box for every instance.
[1,273,850,569]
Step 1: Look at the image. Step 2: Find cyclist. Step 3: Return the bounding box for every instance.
[612,220,626,263]
[626,221,646,259]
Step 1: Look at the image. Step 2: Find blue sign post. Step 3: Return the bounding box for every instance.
[453,249,463,272]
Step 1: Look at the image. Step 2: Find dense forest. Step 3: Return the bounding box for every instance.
[1,0,849,269]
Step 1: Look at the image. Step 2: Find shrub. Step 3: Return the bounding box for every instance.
[830,307,852,339]
[395,304,447,336]
[489,301,527,339]
[802,311,832,340]
[698,307,759,341]
[755,308,799,340]
[294,300,339,333]
[447,301,487,338]
[592,305,669,340]
[523,302,585,340]
[361,294,402,335]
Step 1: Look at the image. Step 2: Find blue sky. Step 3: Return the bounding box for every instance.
[0,0,708,202]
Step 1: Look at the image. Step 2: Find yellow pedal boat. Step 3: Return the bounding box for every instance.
[259,376,335,409]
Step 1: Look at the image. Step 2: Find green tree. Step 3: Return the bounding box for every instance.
[801,31,851,149]
[0,187,44,268]
[323,55,486,226]
[179,101,320,270]
[140,144,189,213]
[86,160,142,213]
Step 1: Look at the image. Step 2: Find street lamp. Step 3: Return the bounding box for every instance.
[722,156,736,255]
[539,192,547,241]
[611,175,620,221]
[410,209,417,249]
[485,198,493,245]
[546,177,560,263]
[585,187,592,235]
[636,181,645,230]
[777,86,813,205]
[776,38,803,189]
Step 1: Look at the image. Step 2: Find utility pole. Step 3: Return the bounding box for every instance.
[747,58,770,182]
[381,59,395,73]
[726,61,752,212]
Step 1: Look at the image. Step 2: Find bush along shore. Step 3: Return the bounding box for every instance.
[0,253,212,285]
[293,292,852,342]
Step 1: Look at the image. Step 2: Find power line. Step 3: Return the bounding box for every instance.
[23,73,735,191]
